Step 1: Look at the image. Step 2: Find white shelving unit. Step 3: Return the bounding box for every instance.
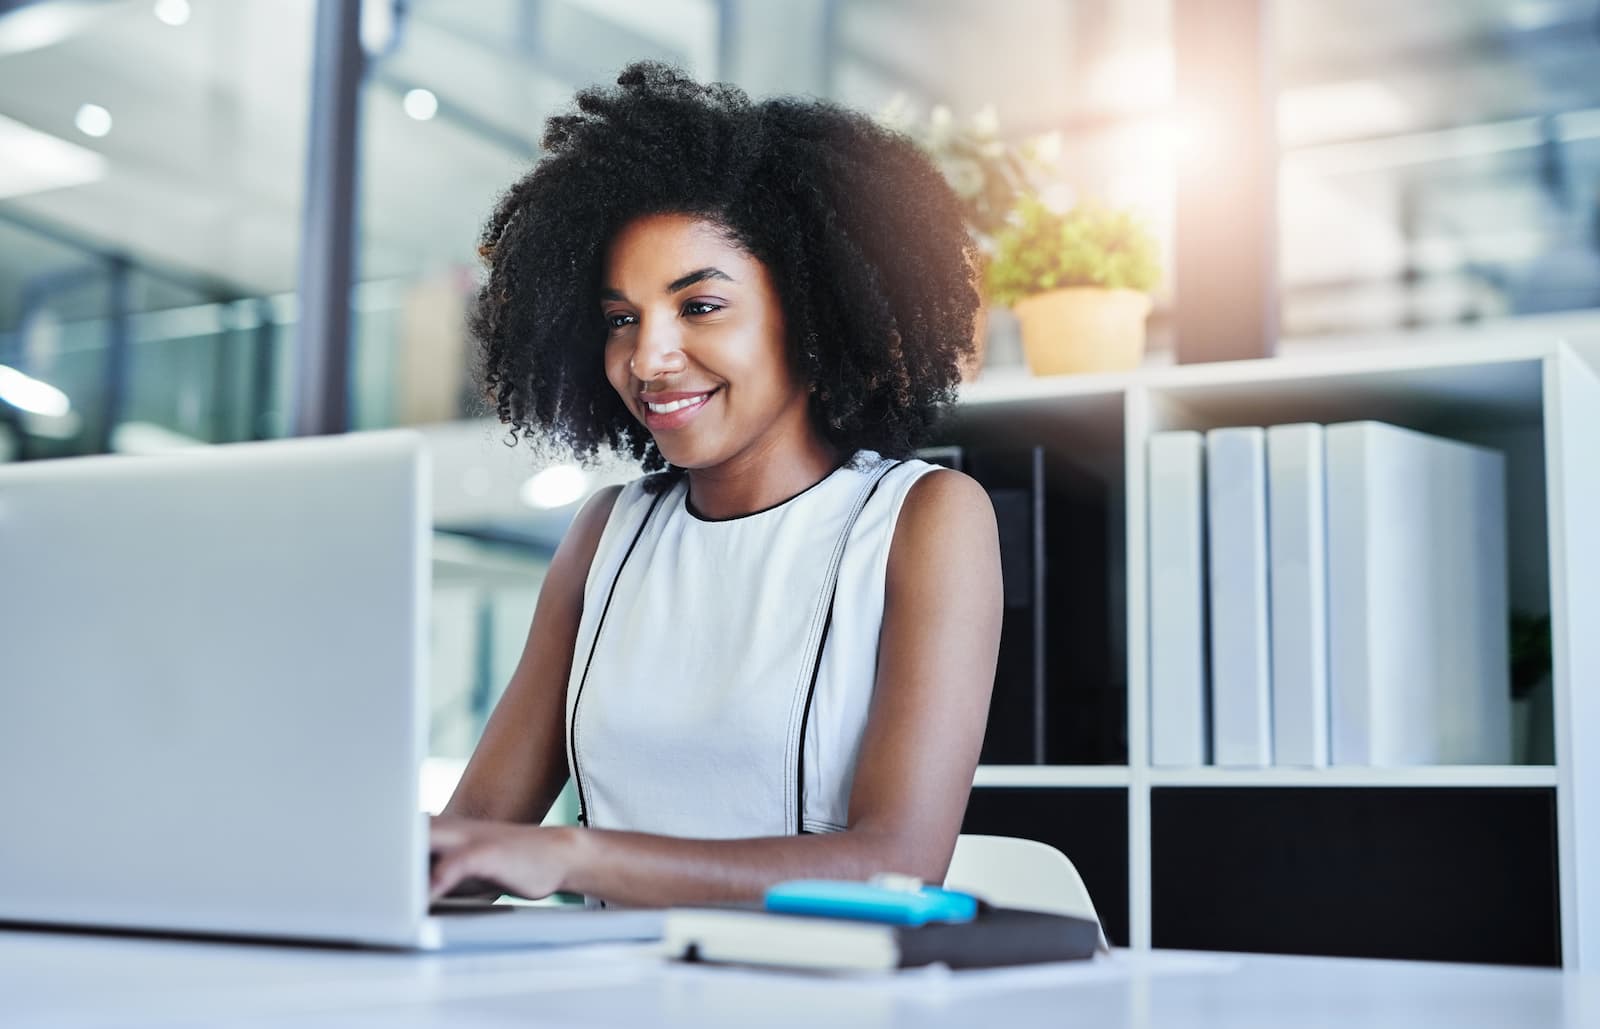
[974,765,1131,788]
[955,336,1600,969]
[1142,765,1559,788]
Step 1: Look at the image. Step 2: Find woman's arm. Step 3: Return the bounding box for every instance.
[429,469,1003,905]
[440,484,623,825]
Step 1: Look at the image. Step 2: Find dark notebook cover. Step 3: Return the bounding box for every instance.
[891,906,1102,969]
[668,904,1102,972]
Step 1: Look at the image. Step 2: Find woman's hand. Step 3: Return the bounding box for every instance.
[427,815,581,902]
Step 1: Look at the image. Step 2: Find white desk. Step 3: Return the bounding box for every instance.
[2,928,1595,1028]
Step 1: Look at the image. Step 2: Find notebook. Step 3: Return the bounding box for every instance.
[663,905,1103,972]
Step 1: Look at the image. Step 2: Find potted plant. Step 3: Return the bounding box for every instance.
[878,99,1059,380]
[986,194,1161,377]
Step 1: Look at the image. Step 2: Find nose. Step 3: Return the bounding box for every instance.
[628,316,686,381]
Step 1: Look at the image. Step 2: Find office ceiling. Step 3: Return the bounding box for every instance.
[0,0,1597,332]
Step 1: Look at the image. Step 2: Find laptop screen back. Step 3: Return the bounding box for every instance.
[0,431,430,946]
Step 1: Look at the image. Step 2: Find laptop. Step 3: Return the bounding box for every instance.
[0,430,660,950]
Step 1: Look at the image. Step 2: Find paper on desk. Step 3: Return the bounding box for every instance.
[895,950,1239,998]
[654,950,1238,1028]
[663,949,1237,999]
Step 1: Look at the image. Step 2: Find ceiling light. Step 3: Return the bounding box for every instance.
[403,88,438,121]
[74,104,112,138]
[0,113,106,199]
[519,465,589,509]
[0,364,72,417]
[24,408,81,440]
[361,0,399,56]
[153,0,191,27]
[0,2,108,57]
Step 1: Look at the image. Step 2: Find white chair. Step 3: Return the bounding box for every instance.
[944,833,1110,952]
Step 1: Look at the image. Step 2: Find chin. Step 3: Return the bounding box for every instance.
[650,435,718,470]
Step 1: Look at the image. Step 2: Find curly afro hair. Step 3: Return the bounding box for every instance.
[469,61,980,473]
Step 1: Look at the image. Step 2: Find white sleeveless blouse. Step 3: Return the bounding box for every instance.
[565,451,939,838]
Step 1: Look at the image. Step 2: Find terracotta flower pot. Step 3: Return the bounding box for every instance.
[1012,286,1151,377]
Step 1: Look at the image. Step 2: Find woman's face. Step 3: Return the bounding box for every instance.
[601,212,813,470]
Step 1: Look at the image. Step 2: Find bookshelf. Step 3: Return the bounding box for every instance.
[948,337,1600,969]
[974,765,1131,788]
[1142,765,1558,788]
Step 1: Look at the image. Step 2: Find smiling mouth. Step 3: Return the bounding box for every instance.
[644,392,713,414]
[640,387,719,416]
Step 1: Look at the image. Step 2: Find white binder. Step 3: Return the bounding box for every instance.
[1267,424,1329,767]
[1147,431,1209,767]
[1325,422,1510,765]
[1206,427,1272,767]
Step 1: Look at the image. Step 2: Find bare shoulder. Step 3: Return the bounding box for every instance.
[889,467,998,595]
[891,467,996,546]
[566,483,625,552]
[546,483,625,598]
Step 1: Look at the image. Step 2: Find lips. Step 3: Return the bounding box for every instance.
[639,387,719,431]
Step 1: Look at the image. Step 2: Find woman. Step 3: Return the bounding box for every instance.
[428,62,1003,908]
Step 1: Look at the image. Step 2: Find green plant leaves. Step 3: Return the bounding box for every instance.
[985,195,1161,305]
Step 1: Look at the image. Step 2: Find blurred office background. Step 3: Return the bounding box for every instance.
[3,0,1598,781]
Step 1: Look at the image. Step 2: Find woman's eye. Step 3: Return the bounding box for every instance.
[605,312,635,330]
[683,301,722,317]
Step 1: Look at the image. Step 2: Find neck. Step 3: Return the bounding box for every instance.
[684,426,842,521]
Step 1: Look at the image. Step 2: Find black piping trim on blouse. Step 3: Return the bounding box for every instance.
[793,460,905,836]
[683,453,858,523]
[569,487,672,828]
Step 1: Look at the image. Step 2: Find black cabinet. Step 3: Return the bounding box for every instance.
[1151,786,1561,966]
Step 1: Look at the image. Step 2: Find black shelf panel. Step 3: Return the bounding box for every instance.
[1151,786,1560,966]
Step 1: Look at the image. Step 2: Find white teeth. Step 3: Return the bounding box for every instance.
[645,393,711,415]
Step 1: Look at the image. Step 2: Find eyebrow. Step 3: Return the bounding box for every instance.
[599,267,735,303]
[666,267,734,293]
